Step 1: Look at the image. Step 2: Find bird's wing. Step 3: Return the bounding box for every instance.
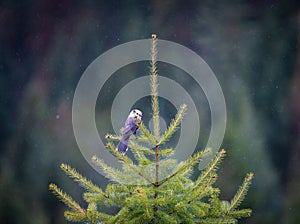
[121,117,136,141]
[117,140,128,154]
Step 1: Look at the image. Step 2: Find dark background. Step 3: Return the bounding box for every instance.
[1,0,300,223]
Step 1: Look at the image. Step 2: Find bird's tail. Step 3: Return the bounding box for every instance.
[117,141,128,154]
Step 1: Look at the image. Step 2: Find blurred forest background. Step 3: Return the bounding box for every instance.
[1,0,300,223]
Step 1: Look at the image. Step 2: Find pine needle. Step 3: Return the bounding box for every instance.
[159,104,187,145]
[92,156,129,185]
[200,217,237,224]
[158,148,211,186]
[60,164,105,194]
[227,173,254,212]
[105,134,121,141]
[136,120,156,145]
[193,149,226,190]
[227,209,252,218]
[64,211,86,222]
[49,183,86,215]
[129,141,155,155]
[150,34,160,140]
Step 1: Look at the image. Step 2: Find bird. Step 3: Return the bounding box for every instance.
[117,109,143,154]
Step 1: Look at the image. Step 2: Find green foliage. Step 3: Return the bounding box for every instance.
[49,34,253,223]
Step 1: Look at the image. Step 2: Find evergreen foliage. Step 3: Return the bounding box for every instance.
[49,34,253,223]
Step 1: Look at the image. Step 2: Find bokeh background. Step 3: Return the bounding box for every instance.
[1,0,300,223]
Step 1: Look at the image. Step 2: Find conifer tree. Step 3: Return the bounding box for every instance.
[49,34,253,223]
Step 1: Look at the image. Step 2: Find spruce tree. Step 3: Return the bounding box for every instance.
[49,34,253,223]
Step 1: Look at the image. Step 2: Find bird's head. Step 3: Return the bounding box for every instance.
[129,109,143,121]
